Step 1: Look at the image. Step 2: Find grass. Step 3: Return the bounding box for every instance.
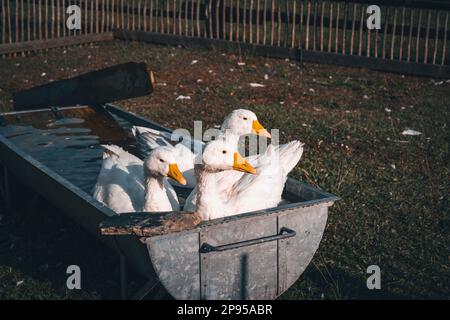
[0,40,449,299]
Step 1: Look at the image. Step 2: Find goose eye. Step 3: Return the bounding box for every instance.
[243,117,248,120]
[222,150,227,154]
[159,158,164,163]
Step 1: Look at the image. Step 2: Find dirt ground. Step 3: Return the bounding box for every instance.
[0,40,449,299]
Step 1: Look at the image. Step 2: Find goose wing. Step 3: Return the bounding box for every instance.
[224,141,304,216]
[132,126,203,187]
[93,146,145,213]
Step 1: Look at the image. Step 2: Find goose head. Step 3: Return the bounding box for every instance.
[220,109,271,138]
[144,147,187,185]
[200,136,257,174]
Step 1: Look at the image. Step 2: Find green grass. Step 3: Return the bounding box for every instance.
[0,40,449,299]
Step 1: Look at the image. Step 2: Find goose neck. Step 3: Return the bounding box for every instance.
[143,174,169,212]
[195,166,225,220]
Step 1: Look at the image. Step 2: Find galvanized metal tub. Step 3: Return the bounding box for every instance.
[0,104,338,300]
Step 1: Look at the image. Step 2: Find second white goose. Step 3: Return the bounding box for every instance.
[93,145,186,214]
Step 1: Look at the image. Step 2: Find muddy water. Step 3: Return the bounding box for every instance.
[0,107,138,194]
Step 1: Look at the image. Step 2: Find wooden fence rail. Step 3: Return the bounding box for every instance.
[0,1,449,76]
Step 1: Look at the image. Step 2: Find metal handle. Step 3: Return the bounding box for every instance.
[199,227,296,253]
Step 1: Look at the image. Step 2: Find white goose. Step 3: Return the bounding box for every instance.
[184,135,304,212]
[189,136,304,221]
[132,109,271,188]
[93,145,186,214]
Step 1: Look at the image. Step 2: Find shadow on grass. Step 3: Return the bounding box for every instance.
[280,262,408,300]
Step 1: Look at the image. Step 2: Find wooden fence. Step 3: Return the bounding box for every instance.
[1,1,449,77]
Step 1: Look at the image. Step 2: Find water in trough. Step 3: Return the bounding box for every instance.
[0,106,138,195]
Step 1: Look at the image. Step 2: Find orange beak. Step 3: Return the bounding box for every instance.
[232,153,257,174]
[167,163,187,185]
[252,120,271,138]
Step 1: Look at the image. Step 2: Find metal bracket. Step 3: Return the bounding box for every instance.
[199,227,296,253]
[50,106,63,119]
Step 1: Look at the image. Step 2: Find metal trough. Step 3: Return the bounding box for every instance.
[0,104,338,300]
